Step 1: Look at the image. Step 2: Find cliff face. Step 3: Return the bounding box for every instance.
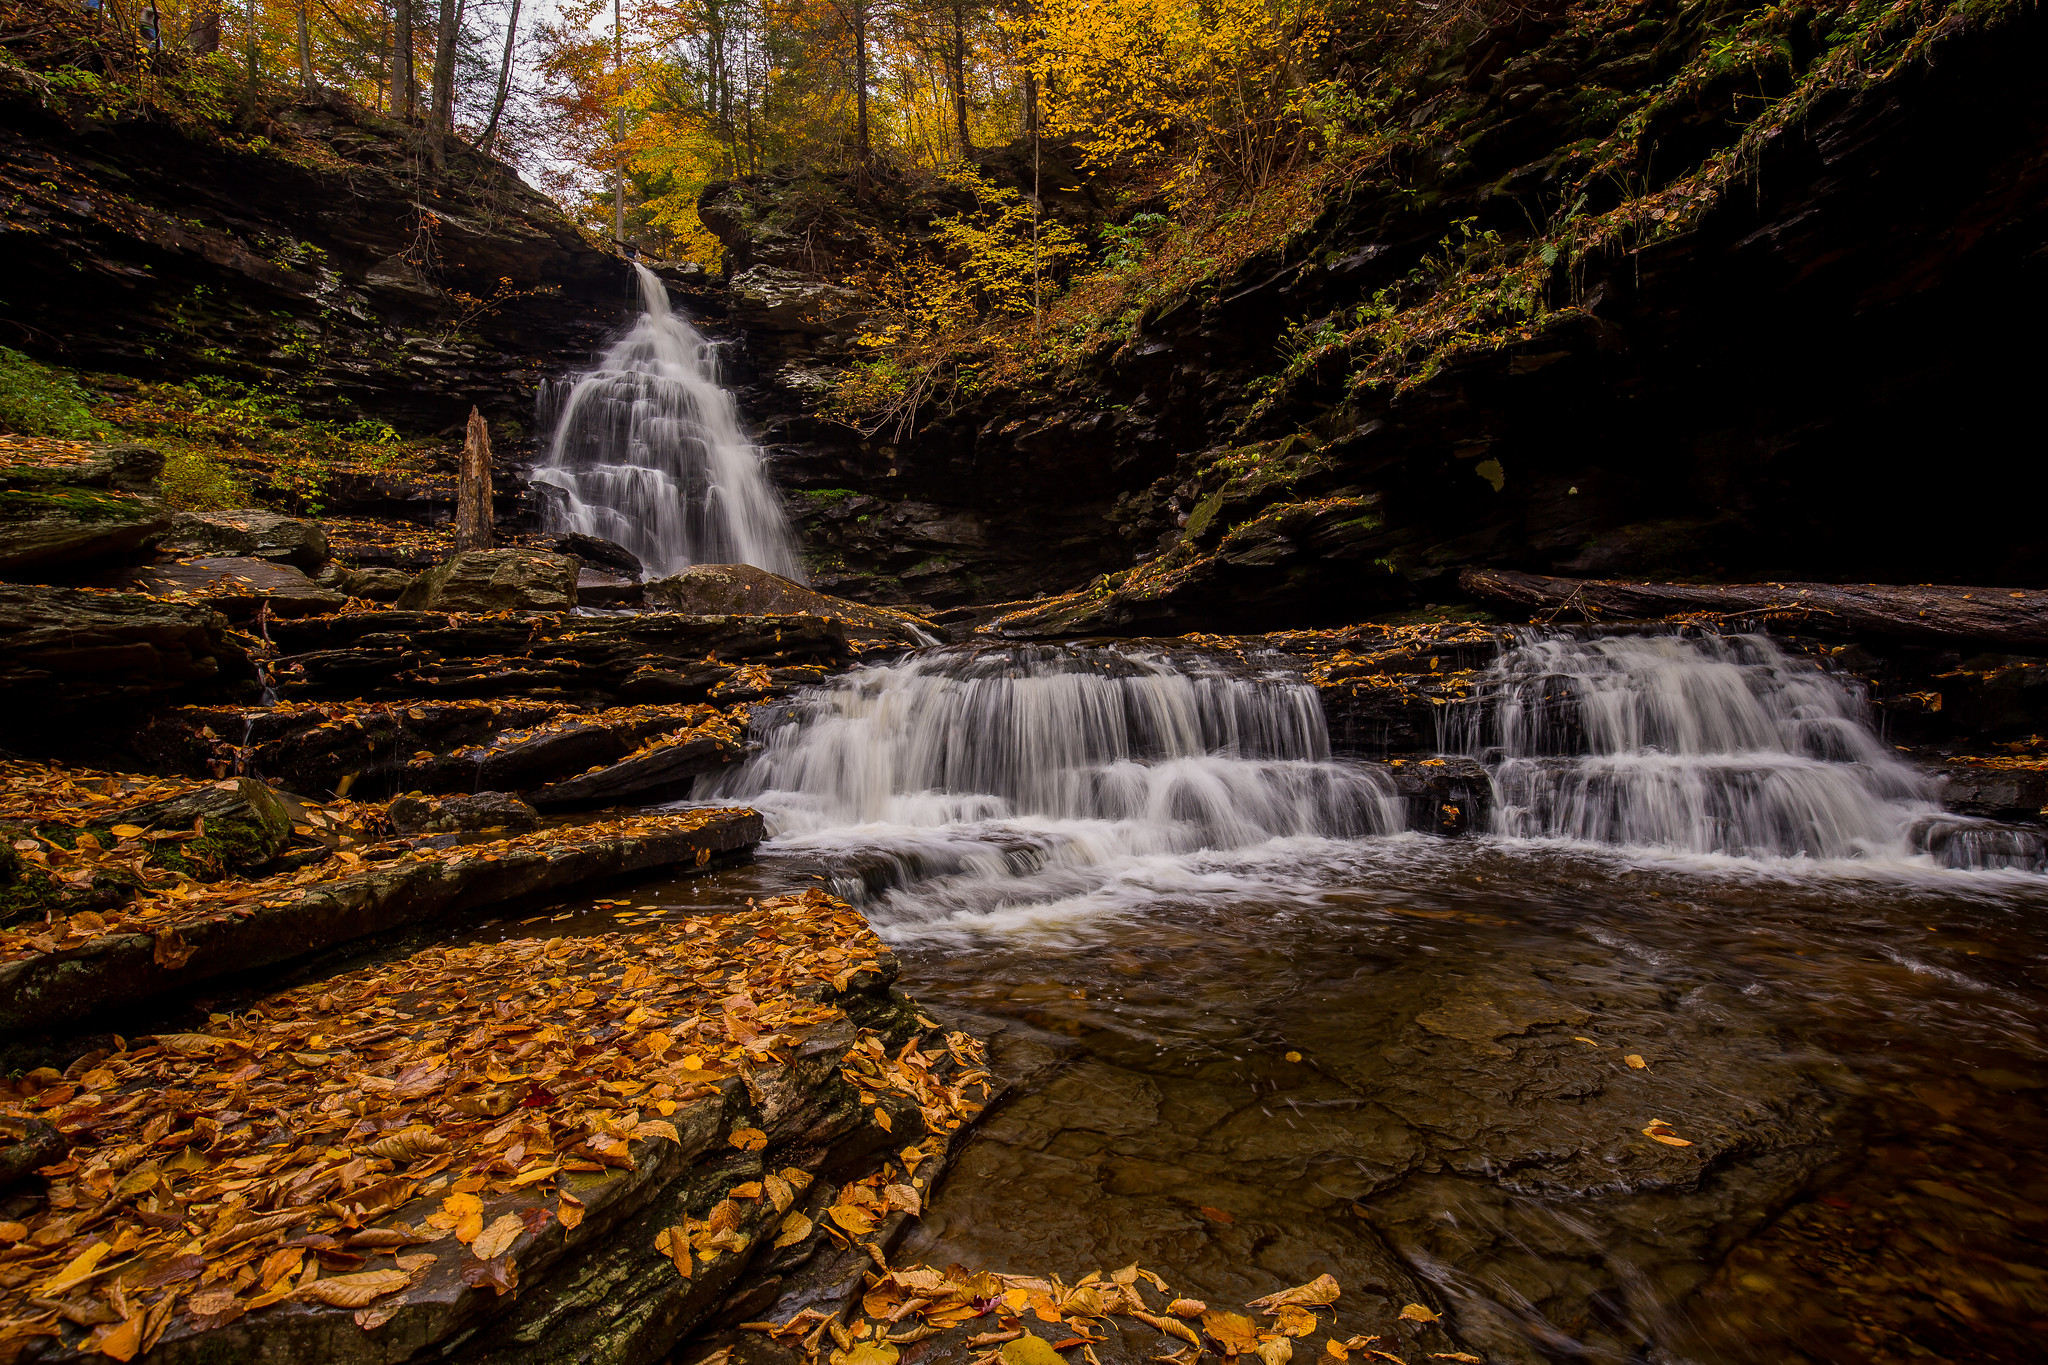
[0,92,634,438]
[701,0,2048,626]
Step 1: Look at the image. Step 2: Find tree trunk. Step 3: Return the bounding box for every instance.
[950,0,969,157]
[1458,569,2048,652]
[391,0,415,120]
[188,3,219,54]
[454,408,495,553]
[479,0,520,154]
[851,0,869,164]
[429,0,461,152]
[295,0,316,92]
[612,0,626,240]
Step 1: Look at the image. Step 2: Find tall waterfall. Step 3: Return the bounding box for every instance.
[1448,632,1961,860]
[697,645,1404,929]
[533,264,805,580]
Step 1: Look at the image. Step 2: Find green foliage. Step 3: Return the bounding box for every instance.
[159,449,251,512]
[0,349,107,439]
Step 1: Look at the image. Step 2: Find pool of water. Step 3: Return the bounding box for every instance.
[478,832,2048,1364]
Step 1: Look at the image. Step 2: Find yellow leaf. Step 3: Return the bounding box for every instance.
[834,1344,901,1365]
[873,1106,892,1132]
[1642,1120,1693,1147]
[510,1163,562,1188]
[558,1193,586,1231]
[653,1225,693,1278]
[472,1213,524,1261]
[1201,1310,1262,1355]
[1274,1305,1319,1337]
[1396,1305,1440,1324]
[1325,1342,1348,1361]
[772,1211,814,1248]
[999,1336,1066,1365]
[1248,1275,1341,1312]
[729,1126,767,1151]
[298,1268,413,1308]
[1257,1340,1294,1365]
[764,1174,794,1212]
[1624,1055,1647,1070]
[38,1241,111,1296]
[109,824,147,839]
[828,1204,876,1235]
[1167,1299,1207,1318]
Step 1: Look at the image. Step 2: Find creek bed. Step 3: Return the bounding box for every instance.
[492,834,2048,1365]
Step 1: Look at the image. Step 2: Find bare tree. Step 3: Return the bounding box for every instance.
[949,0,968,155]
[430,0,465,148]
[480,0,521,155]
[455,408,496,552]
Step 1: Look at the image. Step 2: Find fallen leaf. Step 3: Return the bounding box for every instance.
[472,1213,524,1260]
[89,1315,142,1362]
[764,1174,795,1212]
[1624,1055,1647,1070]
[654,1225,693,1277]
[369,1126,451,1161]
[1428,1355,1483,1363]
[829,1204,877,1235]
[1396,1305,1439,1324]
[873,1106,893,1132]
[1000,1335,1068,1365]
[355,1303,402,1331]
[1202,1310,1262,1355]
[728,1126,768,1151]
[1257,1339,1295,1365]
[1198,1206,1235,1225]
[773,1211,814,1248]
[1249,1275,1341,1311]
[1326,1342,1348,1361]
[1642,1120,1693,1147]
[835,1344,901,1365]
[558,1192,586,1231]
[1167,1299,1207,1318]
[298,1268,412,1308]
[38,1240,111,1295]
[1274,1304,1320,1337]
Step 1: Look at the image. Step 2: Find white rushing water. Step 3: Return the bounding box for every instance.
[533,264,805,580]
[1448,631,2044,869]
[695,645,1406,932]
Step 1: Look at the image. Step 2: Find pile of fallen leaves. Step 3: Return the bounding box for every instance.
[0,765,191,829]
[744,1266,1473,1365]
[0,887,956,1358]
[439,701,745,771]
[0,807,747,966]
[618,706,751,763]
[0,436,99,472]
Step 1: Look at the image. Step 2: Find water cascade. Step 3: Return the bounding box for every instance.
[696,645,1404,929]
[1449,631,2044,868]
[533,264,805,580]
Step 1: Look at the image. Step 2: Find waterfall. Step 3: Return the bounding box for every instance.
[696,645,1404,929]
[532,264,805,580]
[1448,631,2042,866]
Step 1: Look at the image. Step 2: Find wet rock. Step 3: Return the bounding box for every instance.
[122,555,349,619]
[387,790,542,834]
[314,563,415,601]
[0,584,251,727]
[0,455,173,574]
[526,727,744,811]
[543,532,646,581]
[265,611,855,705]
[158,508,330,570]
[1939,764,2048,820]
[107,775,295,879]
[1382,756,1493,834]
[0,808,766,1035]
[644,563,942,647]
[395,548,581,613]
[0,1115,61,1189]
[579,566,644,606]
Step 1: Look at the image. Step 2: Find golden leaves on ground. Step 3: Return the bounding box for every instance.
[774,1212,815,1249]
[0,886,902,1356]
[1624,1054,1647,1070]
[1395,1305,1439,1324]
[1248,1275,1340,1311]
[0,796,750,966]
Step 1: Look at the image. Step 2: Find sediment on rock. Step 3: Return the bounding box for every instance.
[0,807,766,1036]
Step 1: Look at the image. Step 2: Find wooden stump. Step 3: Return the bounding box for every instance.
[454,405,495,553]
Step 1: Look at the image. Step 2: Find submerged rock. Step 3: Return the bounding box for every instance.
[396,549,581,613]
[159,509,331,570]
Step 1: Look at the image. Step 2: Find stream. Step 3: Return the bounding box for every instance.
[457,632,2048,1363]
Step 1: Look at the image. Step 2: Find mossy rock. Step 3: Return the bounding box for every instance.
[108,776,295,880]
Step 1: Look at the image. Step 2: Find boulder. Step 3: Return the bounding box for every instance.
[543,532,645,580]
[108,776,296,879]
[1939,764,2048,820]
[314,563,414,601]
[0,446,173,573]
[0,584,251,724]
[158,509,330,569]
[388,789,542,834]
[578,565,643,606]
[644,563,941,647]
[1383,756,1494,834]
[395,548,580,613]
[526,725,744,810]
[122,556,349,618]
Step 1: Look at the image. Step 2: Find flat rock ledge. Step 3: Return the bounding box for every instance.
[0,808,764,1036]
[0,890,994,1365]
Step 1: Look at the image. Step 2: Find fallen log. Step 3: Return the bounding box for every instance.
[1459,569,2048,651]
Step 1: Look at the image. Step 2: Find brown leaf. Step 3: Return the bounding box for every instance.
[461,1255,519,1296]
[728,1126,768,1151]
[151,929,194,971]
[1198,1206,1235,1225]
[298,1268,413,1308]
[88,1316,143,1362]
[1167,1299,1208,1318]
[1248,1275,1342,1312]
[368,1126,451,1162]
[1256,1339,1295,1365]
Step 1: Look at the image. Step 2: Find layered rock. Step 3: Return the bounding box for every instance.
[643,564,942,647]
[0,584,251,725]
[0,443,172,575]
[158,509,331,570]
[395,550,582,614]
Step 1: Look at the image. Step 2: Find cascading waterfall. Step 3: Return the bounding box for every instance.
[533,264,805,580]
[1448,631,2044,868]
[695,645,1405,928]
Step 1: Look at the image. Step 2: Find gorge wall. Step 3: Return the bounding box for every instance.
[699,0,2048,629]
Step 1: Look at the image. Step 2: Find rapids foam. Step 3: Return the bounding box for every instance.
[534,264,804,579]
[694,645,1405,930]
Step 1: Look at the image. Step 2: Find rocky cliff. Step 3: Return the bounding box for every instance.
[0,90,634,438]
[698,0,2048,628]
